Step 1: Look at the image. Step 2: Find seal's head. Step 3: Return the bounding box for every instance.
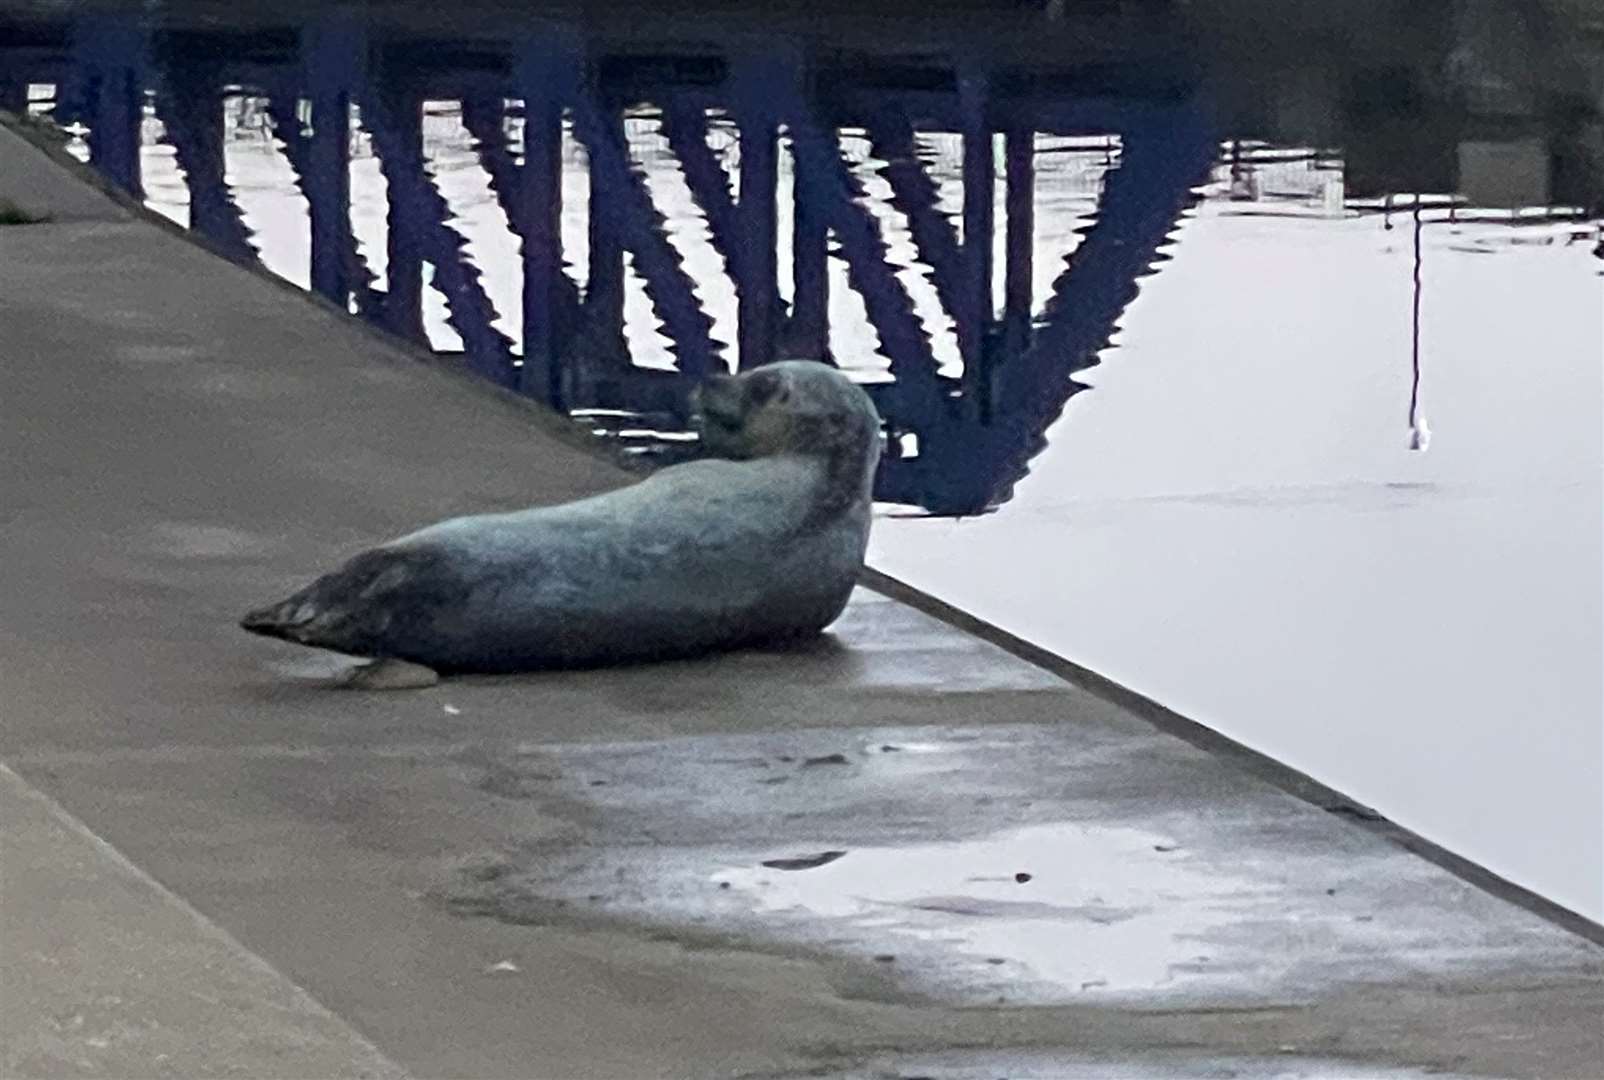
[693,361,883,478]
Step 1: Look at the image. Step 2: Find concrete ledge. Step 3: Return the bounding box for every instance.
[0,764,408,1080]
[0,120,128,224]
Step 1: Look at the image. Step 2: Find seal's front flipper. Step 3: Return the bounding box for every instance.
[340,658,441,691]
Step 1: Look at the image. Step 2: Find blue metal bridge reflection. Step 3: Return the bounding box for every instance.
[2,17,1221,515]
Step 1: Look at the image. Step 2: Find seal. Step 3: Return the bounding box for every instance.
[240,360,883,683]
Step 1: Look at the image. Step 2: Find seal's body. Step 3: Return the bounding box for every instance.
[241,362,882,676]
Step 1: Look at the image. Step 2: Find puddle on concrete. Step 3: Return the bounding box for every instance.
[711,821,1250,998]
[442,724,1600,1008]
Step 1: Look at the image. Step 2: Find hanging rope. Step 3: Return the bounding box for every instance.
[1408,197,1430,451]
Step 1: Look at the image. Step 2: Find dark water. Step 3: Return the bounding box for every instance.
[3,2,1600,917]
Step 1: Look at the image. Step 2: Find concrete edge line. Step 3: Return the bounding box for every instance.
[0,760,414,1080]
[861,567,1604,949]
[5,108,1599,952]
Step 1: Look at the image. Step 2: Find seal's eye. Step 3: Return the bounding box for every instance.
[745,370,787,408]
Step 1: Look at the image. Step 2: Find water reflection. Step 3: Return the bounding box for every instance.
[4,5,1598,515]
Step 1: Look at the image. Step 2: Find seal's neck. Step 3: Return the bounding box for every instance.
[796,427,879,533]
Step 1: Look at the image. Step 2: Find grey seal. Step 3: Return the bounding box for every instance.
[241,361,882,684]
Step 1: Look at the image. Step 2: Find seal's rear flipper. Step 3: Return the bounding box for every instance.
[240,545,451,655]
[240,595,316,641]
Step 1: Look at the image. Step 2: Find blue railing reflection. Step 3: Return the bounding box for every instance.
[5,17,1220,515]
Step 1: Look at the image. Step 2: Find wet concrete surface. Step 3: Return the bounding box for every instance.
[3,119,1603,1078]
[0,763,408,1080]
[437,715,1595,1009]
